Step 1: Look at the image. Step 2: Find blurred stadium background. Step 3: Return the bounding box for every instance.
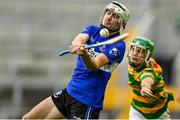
[0,0,180,119]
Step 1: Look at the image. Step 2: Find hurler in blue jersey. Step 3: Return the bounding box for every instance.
[22,1,130,119]
[67,25,126,109]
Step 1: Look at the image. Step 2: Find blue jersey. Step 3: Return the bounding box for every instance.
[66,25,126,109]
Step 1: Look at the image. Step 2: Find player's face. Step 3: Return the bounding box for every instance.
[128,45,146,67]
[102,10,120,31]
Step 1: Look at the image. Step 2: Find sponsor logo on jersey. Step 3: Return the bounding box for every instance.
[152,62,158,68]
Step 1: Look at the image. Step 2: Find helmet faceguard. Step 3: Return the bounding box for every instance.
[100,1,130,32]
[127,36,154,68]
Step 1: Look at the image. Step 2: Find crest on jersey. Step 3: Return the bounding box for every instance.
[109,48,120,57]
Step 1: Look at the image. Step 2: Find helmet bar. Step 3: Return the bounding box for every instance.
[129,45,146,59]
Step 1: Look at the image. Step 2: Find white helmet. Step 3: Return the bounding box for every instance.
[100,1,130,31]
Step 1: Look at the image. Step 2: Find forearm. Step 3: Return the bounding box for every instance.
[69,33,89,54]
[80,53,99,71]
[140,78,154,96]
[81,53,109,71]
[141,78,154,89]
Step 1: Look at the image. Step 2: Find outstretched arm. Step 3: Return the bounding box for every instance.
[140,77,154,96]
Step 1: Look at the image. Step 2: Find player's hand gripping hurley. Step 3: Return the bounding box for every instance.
[143,91,162,102]
[58,32,130,56]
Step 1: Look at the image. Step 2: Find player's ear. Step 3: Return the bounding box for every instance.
[122,21,126,30]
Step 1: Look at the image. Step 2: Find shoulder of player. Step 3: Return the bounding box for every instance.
[86,25,101,30]
[144,58,163,74]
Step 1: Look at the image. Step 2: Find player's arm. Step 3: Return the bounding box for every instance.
[140,77,154,96]
[70,33,109,71]
[80,51,109,71]
[69,31,109,70]
[71,45,109,71]
[69,33,89,54]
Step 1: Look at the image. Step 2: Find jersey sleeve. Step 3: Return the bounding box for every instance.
[81,25,97,36]
[139,59,162,84]
[139,71,156,83]
[102,40,126,64]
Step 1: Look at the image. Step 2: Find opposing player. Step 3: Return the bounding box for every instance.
[127,36,174,119]
[22,1,130,119]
